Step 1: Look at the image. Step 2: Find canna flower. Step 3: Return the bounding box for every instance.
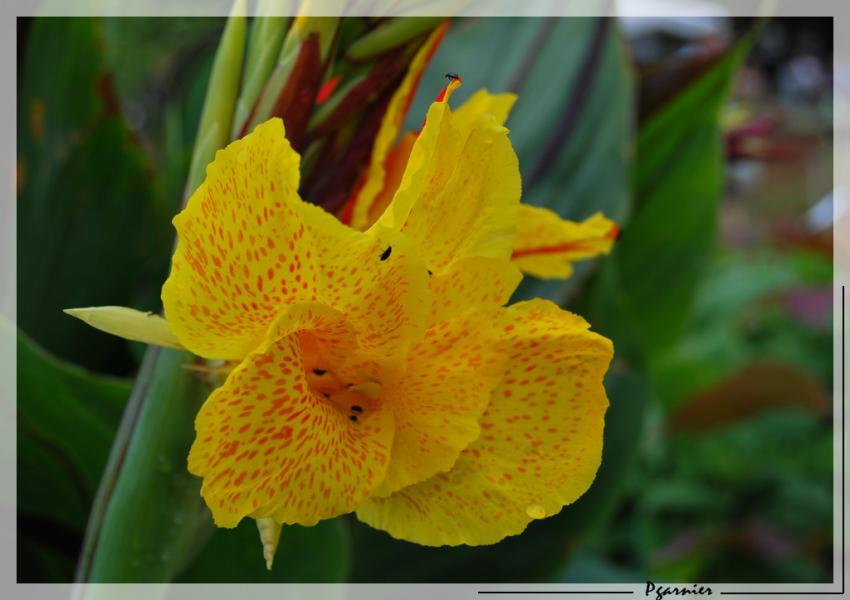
[66,69,614,559]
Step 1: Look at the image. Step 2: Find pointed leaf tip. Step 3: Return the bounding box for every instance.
[64,306,184,349]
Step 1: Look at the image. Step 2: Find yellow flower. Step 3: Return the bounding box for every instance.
[66,72,614,553]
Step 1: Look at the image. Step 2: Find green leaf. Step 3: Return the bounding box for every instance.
[17,17,172,374]
[17,330,130,579]
[611,28,758,358]
[177,518,351,582]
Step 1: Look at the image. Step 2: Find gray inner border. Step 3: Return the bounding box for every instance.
[2,0,846,598]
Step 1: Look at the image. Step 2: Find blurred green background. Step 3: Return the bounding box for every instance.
[17,15,834,583]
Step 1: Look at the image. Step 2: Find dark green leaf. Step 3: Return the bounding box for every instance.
[17,17,172,374]
[609,28,758,358]
[17,330,130,580]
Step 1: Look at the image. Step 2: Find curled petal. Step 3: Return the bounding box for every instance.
[356,299,613,546]
[512,205,618,280]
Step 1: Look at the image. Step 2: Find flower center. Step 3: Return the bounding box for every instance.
[299,332,381,422]
[305,368,381,422]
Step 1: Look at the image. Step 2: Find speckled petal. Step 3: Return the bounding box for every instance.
[427,256,522,326]
[356,299,613,546]
[162,118,315,360]
[188,302,395,528]
[300,202,432,371]
[372,91,521,272]
[372,308,507,496]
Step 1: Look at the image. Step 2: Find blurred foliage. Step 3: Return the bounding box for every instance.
[16,13,834,586]
[17,18,173,375]
[17,331,129,582]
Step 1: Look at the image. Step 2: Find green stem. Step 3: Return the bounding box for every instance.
[79,348,214,582]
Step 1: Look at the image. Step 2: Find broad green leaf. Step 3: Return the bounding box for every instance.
[17,330,130,579]
[611,28,758,358]
[17,17,172,374]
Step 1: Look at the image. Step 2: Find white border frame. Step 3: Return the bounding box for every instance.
[3,1,847,599]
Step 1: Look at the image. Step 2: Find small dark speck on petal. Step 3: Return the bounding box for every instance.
[380,246,392,261]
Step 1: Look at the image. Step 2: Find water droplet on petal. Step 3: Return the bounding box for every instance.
[526,504,546,519]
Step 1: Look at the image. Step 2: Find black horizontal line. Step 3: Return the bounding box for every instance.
[720,593,843,596]
[478,592,634,595]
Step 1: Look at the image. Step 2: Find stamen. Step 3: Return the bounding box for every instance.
[312,368,327,375]
[349,415,358,422]
[380,246,392,261]
[351,405,363,413]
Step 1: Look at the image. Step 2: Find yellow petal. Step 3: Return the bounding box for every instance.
[354,131,417,233]
[356,299,613,546]
[63,306,183,349]
[427,256,521,326]
[348,23,449,231]
[162,118,315,361]
[453,89,516,127]
[300,201,432,370]
[373,90,522,272]
[188,302,395,528]
[512,205,619,280]
[372,308,507,496]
